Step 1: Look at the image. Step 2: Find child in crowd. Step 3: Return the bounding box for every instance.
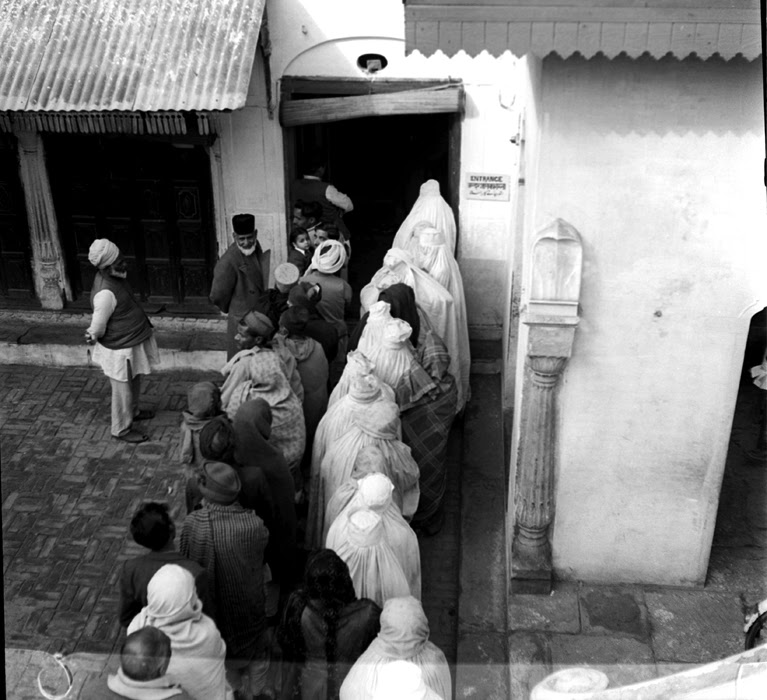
[288,227,312,276]
[118,502,212,628]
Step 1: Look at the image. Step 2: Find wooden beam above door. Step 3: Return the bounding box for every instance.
[279,84,464,127]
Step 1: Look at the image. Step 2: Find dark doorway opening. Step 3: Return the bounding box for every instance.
[287,111,457,317]
[0,134,35,303]
[45,135,217,313]
[708,308,767,583]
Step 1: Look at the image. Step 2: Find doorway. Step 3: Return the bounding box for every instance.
[0,134,35,302]
[45,134,217,312]
[288,112,456,316]
[709,308,767,577]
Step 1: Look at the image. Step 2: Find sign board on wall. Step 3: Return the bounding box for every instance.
[465,172,510,201]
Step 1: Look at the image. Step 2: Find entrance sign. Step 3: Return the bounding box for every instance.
[465,172,510,201]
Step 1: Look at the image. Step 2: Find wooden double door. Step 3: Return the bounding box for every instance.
[46,135,217,311]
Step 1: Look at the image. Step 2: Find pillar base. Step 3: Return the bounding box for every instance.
[510,563,552,595]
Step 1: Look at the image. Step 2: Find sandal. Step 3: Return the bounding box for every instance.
[133,409,155,421]
[113,430,149,443]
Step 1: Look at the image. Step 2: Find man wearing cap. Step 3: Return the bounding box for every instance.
[180,461,271,700]
[210,214,271,360]
[252,262,300,328]
[86,239,159,444]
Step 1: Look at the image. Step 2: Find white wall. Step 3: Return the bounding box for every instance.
[522,54,766,585]
[264,0,520,331]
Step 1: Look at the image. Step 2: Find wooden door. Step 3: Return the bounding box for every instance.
[0,135,35,300]
[46,135,216,310]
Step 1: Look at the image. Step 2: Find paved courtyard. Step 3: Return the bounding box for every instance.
[1,363,460,665]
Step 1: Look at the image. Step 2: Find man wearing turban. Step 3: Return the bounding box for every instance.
[85,239,159,443]
[210,214,272,360]
[301,240,352,362]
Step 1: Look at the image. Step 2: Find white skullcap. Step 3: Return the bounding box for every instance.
[358,473,394,510]
[311,240,347,274]
[88,239,120,269]
[349,374,382,403]
[274,262,300,286]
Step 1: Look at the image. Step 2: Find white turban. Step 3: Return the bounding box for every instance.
[311,240,347,274]
[88,239,120,269]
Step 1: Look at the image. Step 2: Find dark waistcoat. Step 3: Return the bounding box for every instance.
[90,273,153,350]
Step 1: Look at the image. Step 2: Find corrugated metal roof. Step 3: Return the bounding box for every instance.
[0,0,265,112]
[404,2,762,60]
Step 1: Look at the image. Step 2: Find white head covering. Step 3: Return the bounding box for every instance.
[358,473,395,511]
[310,240,347,274]
[88,239,120,269]
[392,179,457,256]
[274,262,300,285]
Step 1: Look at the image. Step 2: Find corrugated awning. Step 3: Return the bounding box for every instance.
[0,0,265,113]
[404,1,762,60]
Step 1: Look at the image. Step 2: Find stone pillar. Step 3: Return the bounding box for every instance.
[511,316,578,593]
[511,218,582,594]
[15,130,71,308]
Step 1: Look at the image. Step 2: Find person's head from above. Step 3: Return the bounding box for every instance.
[290,226,311,252]
[145,565,202,623]
[279,306,310,338]
[186,381,221,420]
[312,240,347,276]
[120,626,172,682]
[314,228,329,246]
[199,415,236,464]
[302,150,326,179]
[88,239,128,278]
[235,310,275,350]
[274,262,300,294]
[130,502,175,552]
[321,223,340,241]
[383,248,412,271]
[197,460,241,505]
[232,213,258,256]
[353,446,387,479]
[358,473,395,512]
[304,549,356,605]
[292,200,323,230]
[288,281,322,310]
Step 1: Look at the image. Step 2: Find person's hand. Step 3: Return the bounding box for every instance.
[84,330,96,345]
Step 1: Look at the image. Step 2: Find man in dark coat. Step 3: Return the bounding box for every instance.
[210,214,271,360]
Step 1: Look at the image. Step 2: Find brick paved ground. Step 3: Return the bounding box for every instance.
[1,364,460,663]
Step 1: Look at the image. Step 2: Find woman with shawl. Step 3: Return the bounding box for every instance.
[327,474,421,600]
[233,399,298,590]
[220,310,306,486]
[340,597,450,700]
[274,306,329,456]
[306,374,400,551]
[317,401,419,532]
[127,564,229,700]
[351,285,458,536]
[330,508,411,608]
[359,248,468,412]
[289,282,339,364]
[392,180,457,256]
[278,549,381,700]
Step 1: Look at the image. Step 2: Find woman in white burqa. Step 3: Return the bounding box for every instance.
[316,400,420,543]
[127,564,230,700]
[360,248,469,412]
[306,373,400,551]
[327,473,421,600]
[392,179,457,256]
[328,349,395,408]
[340,597,451,700]
[331,507,410,608]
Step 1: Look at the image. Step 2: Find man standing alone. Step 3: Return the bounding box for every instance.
[85,239,159,444]
[210,214,271,360]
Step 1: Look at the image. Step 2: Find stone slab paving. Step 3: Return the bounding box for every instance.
[3,363,463,698]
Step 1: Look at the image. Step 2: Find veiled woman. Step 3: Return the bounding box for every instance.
[278,549,381,700]
[127,564,229,700]
[340,597,451,700]
[391,180,457,255]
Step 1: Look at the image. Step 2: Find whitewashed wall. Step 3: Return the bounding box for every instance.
[261,0,519,332]
[515,54,767,585]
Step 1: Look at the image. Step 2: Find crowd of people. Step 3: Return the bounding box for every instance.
[83,177,469,700]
